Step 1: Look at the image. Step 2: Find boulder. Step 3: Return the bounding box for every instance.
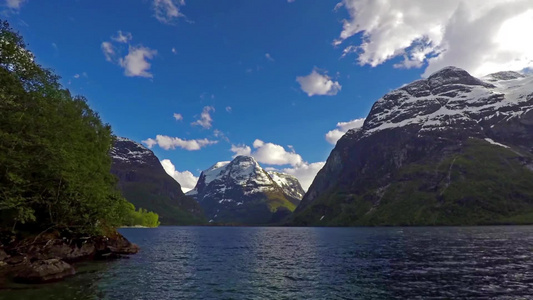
[0,249,8,261]
[95,234,139,259]
[5,255,26,265]
[14,259,75,283]
[35,240,96,262]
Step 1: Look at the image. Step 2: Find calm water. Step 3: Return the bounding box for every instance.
[2,226,533,299]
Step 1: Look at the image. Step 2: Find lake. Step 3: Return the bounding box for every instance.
[2,226,533,299]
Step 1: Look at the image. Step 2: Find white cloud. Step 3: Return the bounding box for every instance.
[231,139,303,166]
[153,0,186,24]
[325,118,365,144]
[101,42,116,62]
[111,30,132,43]
[73,74,80,79]
[102,32,158,78]
[230,140,324,191]
[265,53,275,62]
[280,162,325,191]
[5,0,25,9]
[173,113,183,121]
[225,106,232,113]
[171,47,177,54]
[213,129,229,142]
[296,69,341,96]
[191,106,215,129]
[230,144,251,157]
[119,46,157,78]
[160,159,198,193]
[252,139,303,166]
[142,135,217,151]
[336,0,533,77]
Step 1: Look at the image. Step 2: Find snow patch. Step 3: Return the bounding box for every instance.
[484,138,510,149]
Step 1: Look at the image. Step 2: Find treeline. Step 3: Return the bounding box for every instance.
[123,203,160,228]
[0,20,158,234]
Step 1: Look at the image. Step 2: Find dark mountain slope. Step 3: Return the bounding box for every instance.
[110,137,205,225]
[292,67,533,226]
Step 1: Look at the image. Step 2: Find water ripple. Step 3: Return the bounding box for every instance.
[3,226,533,299]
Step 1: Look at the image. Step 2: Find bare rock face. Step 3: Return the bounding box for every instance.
[14,259,75,283]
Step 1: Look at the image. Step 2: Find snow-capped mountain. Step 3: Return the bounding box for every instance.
[110,137,204,225]
[187,156,304,224]
[267,171,305,202]
[293,67,533,226]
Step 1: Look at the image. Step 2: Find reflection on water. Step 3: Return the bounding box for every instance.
[2,226,533,299]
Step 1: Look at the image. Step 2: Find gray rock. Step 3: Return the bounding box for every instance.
[14,259,75,283]
[0,249,8,261]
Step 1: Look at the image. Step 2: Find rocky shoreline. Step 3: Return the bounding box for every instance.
[0,231,139,285]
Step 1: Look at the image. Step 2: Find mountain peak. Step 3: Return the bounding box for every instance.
[110,137,205,225]
[427,66,492,88]
[187,156,304,224]
[293,65,533,226]
[111,136,155,164]
[483,71,526,82]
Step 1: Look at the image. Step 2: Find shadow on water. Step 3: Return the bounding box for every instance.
[0,260,116,300]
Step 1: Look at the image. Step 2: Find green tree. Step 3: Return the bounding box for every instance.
[0,20,155,234]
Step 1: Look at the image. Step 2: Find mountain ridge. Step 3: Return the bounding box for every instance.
[292,67,533,226]
[187,155,304,224]
[110,137,205,225]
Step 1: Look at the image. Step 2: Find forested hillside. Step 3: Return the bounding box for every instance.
[0,20,157,234]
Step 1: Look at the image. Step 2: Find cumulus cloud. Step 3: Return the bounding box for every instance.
[160,159,198,193]
[225,106,232,113]
[230,144,251,157]
[230,140,324,191]
[153,0,186,24]
[191,106,215,129]
[335,0,533,76]
[142,135,217,151]
[173,113,183,121]
[171,47,177,54]
[296,69,341,96]
[280,162,325,191]
[102,32,158,78]
[252,139,303,166]
[231,139,303,166]
[119,46,157,78]
[111,30,132,43]
[325,118,365,144]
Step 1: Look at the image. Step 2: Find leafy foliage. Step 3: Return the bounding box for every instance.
[122,202,160,228]
[0,20,158,234]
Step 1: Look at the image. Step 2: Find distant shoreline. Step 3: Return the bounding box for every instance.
[119,225,151,228]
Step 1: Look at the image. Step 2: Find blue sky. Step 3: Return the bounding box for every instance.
[4,0,532,191]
